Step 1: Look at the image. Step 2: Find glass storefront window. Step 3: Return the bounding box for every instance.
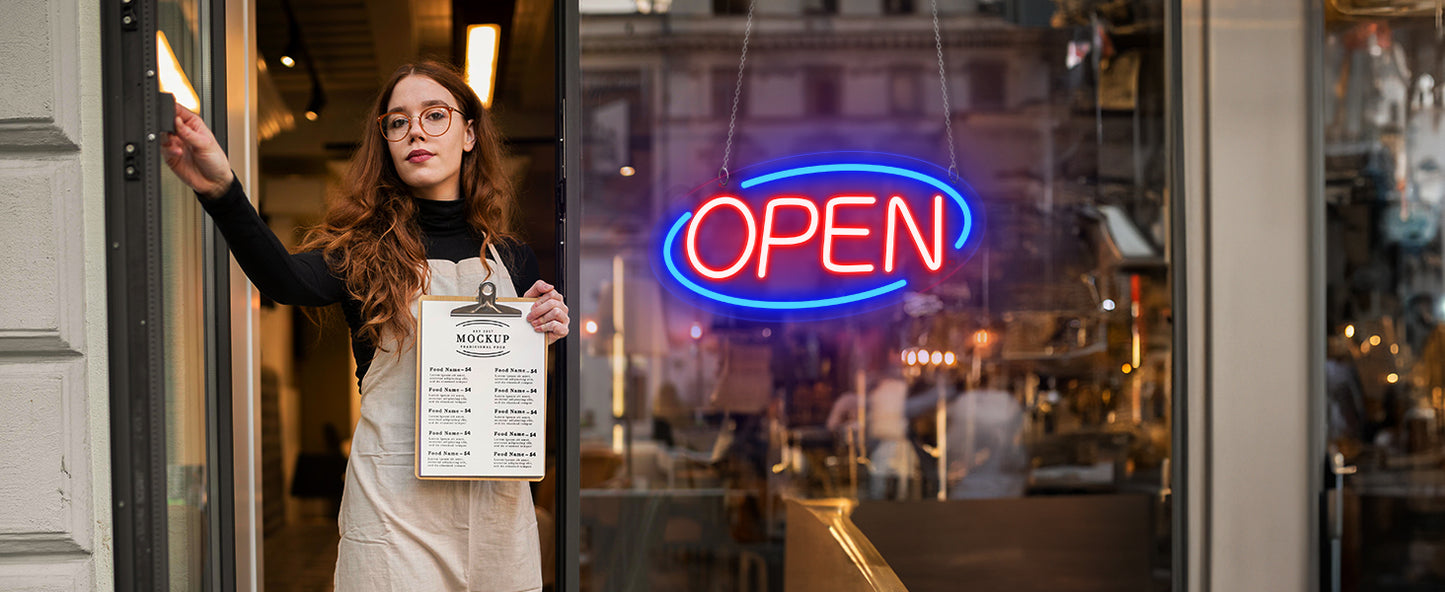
[1320,11,1445,591]
[577,0,1174,589]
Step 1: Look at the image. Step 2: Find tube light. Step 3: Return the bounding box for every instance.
[156,31,201,113]
[465,24,501,108]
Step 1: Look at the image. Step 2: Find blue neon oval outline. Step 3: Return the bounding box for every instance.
[662,212,908,310]
[739,163,975,249]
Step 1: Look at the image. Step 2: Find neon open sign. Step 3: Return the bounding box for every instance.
[655,153,982,318]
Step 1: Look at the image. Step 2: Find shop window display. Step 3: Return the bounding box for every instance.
[577,0,1173,589]
[1322,5,1445,589]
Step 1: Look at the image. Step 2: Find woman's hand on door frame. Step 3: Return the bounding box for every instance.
[161,104,234,200]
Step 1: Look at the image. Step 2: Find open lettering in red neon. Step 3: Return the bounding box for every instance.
[885,195,943,272]
[822,196,876,274]
[757,197,819,279]
[684,193,949,279]
[685,196,756,280]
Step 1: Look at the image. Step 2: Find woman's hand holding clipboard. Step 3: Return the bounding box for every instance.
[523,280,568,345]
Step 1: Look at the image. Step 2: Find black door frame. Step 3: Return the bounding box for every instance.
[103,0,235,589]
[556,0,582,588]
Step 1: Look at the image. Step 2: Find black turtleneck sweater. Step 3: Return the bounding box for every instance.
[197,177,541,383]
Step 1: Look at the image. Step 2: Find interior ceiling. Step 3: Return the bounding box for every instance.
[256,0,552,118]
[258,0,392,96]
[254,0,559,249]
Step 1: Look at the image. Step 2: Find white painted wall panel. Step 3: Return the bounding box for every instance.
[0,0,55,122]
[0,0,107,587]
[0,558,91,592]
[0,158,83,354]
[0,359,90,554]
[0,0,80,149]
[0,371,67,536]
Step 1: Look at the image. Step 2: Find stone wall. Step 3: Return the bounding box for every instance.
[0,0,112,589]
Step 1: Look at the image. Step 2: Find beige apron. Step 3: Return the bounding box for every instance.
[335,245,543,592]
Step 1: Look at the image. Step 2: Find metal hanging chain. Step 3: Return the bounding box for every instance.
[931,0,959,183]
[720,0,757,187]
[719,1,955,185]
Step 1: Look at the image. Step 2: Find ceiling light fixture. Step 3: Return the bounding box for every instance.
[304,78,326,121]
[277,0,303,69]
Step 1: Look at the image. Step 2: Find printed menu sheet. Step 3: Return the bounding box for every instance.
[415,287,547,481]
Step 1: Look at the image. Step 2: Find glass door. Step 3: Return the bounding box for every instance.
[1319,4,1445,591]
[158,0,227,588]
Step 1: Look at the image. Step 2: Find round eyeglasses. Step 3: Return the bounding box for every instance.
[377,105,465,142]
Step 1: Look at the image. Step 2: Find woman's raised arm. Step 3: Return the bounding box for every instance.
[162,105,348,307]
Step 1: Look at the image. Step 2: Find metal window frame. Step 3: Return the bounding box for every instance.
[204,0,239,588]
[556,0,582,589]
[1165,0,1191,590]
[1306,0,1328,589]
[103,0,234,588]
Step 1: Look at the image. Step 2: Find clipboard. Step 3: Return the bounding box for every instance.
[414,282,548,481]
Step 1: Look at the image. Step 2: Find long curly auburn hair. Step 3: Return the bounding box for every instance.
[299,60,518,348]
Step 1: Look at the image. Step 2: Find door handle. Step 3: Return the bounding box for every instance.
[1159,458,1172,503]
[1332,452,1357,476]
[1330,452,1356,540]
[1329,452,1356,592]
[157,92,176,134]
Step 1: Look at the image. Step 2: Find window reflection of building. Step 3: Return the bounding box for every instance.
[712,66,746,119]
[889,66,924,116]
[803,66,842,117]
[713,0,749,15]
[579,0,1171,589]
[801,0,839,16]
[965,60,1007,111]
[884,0,917,15]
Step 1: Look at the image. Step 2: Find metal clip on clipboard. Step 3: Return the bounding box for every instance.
[450,282,522,317]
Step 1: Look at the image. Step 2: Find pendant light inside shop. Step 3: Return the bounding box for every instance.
[275,0,325,121]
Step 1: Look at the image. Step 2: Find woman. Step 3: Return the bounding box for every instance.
[162,61,567,591]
